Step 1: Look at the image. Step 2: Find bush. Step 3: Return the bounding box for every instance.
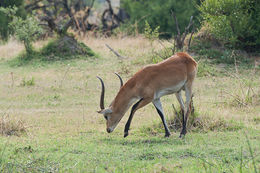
[20,77,35,87]
[40,35,96,61]
[144,21,160,41]
[10,35,97,65]
[190,39,251,65]
[0,7,43,54]
[198,0,260,52]
[121,0,200,38]
[0,114,26,136]
[0,0,26,41]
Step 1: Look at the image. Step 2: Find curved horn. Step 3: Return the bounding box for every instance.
[114,72,123,87]
[97,76,105,110]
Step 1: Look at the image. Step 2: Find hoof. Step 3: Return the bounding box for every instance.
[124,131,129,138]
[179,129,187,138]
[164,132,171,138]
[179,134,185,138]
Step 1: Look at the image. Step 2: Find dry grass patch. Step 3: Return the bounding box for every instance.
[0,114,27,136]
[142,103,244,136]
[0,39,24,60]
[143,113,244,136]
[220,72,260,108]
[0,38,50,60]
[82,36,171,61]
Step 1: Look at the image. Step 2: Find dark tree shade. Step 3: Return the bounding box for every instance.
[0,0,26,41]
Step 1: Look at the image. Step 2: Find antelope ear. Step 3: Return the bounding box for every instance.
[97,108,112,114]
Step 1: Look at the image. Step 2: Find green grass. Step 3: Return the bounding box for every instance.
[0,130,259,172]
[0,37,259,172]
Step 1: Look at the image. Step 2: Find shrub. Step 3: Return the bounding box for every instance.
[121,0,200,38]
[40,35,96,61]
[144,21,160,41]
[0,114,26,136]
[20,77,35,87]
[198,0,260,52]
[0,7,43,55]
[8,35,97,66]
[0,0,26,41]
[190,39,251,65]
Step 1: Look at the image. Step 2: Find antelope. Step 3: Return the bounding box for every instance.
[97,52,197,138]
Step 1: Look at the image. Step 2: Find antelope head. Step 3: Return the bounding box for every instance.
[97,73,123,133]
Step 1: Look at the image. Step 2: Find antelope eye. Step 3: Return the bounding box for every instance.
[104,115,108,120]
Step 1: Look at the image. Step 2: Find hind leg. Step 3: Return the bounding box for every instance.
[153,99,171,137]
[175,91,185,117]
[180,83,192,138]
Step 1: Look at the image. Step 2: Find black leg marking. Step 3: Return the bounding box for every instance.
[124,98,143,138]
[155,107,171,137]
[180,126,187,138]
[180,110,189,138]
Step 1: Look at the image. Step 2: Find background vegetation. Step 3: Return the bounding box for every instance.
[198,0,260,52]
[0,0,26,41]
[121,0,201,38]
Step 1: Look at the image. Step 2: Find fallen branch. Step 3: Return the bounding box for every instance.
[105,44,126,59]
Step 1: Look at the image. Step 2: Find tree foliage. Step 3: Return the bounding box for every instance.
[0,7,43,54]
[121,0,200,38]
[26,0,91,36]
[0,0,26,41]
[25,0,125,35]
[199,0,260,52]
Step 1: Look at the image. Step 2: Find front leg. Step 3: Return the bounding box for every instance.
[124,99,143,138]
[124,98,151,138]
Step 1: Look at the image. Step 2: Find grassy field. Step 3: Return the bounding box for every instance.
[0,36,259,172]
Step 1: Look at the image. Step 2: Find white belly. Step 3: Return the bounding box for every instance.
[154,81,185,99]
